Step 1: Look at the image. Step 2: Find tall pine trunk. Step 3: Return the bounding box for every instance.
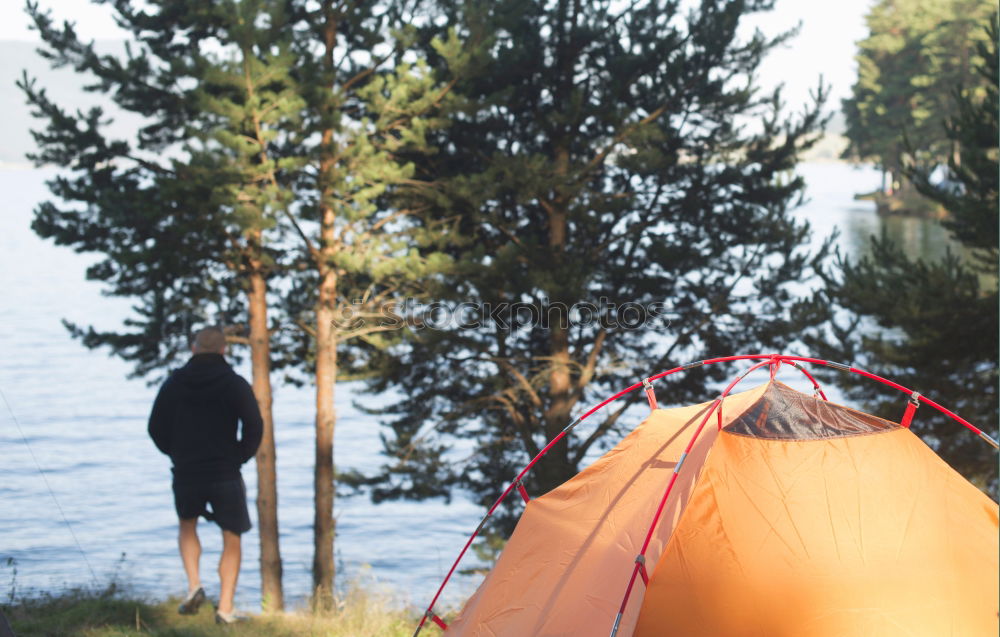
[311,3,338,604]
[312,261,337,605]
[240,24,286,604]
[539,138,576,489]
[247,259,284,611]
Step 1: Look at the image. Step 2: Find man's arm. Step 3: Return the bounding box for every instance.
[147,380,173,455]
[233,378,263,464]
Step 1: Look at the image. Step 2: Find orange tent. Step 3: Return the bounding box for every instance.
[414,356,999,637]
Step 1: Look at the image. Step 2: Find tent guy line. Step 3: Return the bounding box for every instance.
[0,383,99,585]
[412,353,999,637]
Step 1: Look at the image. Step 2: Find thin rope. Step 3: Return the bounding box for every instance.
[0,384,99,585]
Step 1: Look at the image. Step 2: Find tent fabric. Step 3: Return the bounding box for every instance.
[444,384,769,636]
[445,381,999,637]
[636,383,999,636]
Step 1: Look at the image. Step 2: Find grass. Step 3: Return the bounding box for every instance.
[2,585,419,637]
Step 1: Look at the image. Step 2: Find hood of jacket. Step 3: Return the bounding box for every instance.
[172,353,235,394]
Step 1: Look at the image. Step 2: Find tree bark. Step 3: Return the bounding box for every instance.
[312,2,338,605]
[312,257,338,606]
[539,139,576,490]
[240,28,285,606]
[247,261,284,611]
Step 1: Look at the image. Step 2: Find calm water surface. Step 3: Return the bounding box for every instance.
[0,162,959,609]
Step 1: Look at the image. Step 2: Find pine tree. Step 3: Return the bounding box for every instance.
[818,14,998,495]
[909,14,999,271]
[362,0,832,534]
[271,1,459,604]
[842,0,995,201]
[187,0,310,609]
[21,0,293,609]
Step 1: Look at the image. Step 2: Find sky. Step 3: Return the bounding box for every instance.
[0,0,874,118]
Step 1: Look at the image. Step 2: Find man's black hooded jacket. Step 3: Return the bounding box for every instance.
[148,353,263,483]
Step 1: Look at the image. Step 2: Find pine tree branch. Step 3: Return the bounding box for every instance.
[572,399,632,465]
[577,103,669,181]
[240,44,321,263]
[340,43,397,94]
[575,328,606,394]
[296,319,317,339]
[336,323,400,342]
[484,393,541,458]
[490,357,544,409]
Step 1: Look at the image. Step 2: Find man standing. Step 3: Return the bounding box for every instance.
[148,326,263,624]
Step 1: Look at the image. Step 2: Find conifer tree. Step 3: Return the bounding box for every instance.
[842,0,995,196]
[273,1,458,603]
[818,14,998,495]
[189,0,306,609]
[363,0,831,534]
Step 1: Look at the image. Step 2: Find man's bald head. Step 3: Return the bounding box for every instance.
[191,326,227,354]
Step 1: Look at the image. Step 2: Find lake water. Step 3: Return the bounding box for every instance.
[0,162,960,611]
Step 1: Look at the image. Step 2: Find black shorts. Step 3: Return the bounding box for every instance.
[173,477,252,535]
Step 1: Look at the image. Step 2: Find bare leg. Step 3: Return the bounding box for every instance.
[178,518,201,593]
[217,530,242,614]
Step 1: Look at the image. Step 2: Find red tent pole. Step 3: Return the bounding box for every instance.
[648,355,825,401]
[609,359,772,636]
[411,376,659,635]
[843,366,998,446]
[412,361,733,634]
[784,360,828,400]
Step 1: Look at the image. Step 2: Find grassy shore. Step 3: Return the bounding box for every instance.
[3,586,419,637]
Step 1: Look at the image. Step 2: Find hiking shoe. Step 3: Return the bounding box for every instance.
[215,609,252,624]
[177,587,206,615]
